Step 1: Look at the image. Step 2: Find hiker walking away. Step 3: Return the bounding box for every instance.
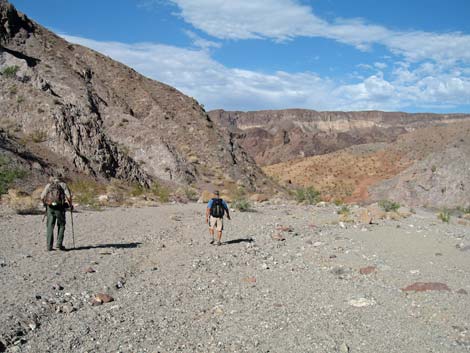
[40,174,73,251]
[206,190,230,246]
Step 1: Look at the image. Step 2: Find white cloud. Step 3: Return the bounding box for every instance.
[184,30,221,50]
[63,35,470,112]
[167,0,470,64]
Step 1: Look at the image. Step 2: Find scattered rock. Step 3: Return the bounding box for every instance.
[339,342,350,353]
[271,233,285,241]
[348,297,376,307]
[52,284,64,291]
[243,277,256,283]
[456,289,468,295]
[402,282,450,292]
[249,194,268,203]
[359,266,377,275]
[358,208,372,224]
[116,279,125,289]
[84,267,96,273]
[276,225,293,232]
[59,303,75,314]
[313,241,323,247]
[91,293,114,306]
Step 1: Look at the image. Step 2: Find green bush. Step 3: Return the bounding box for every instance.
[232,197,251,212]
[337,205,350,216]
[379,199,400,212]
[438,209,450,223]
[295,186,321,205]
[149,182,170,202]
[70,179,104,209]
[1,65,19,78]
[0,156,27,195]
[184,187,199,201]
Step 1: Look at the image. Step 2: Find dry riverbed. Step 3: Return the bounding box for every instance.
[1,203,469,353]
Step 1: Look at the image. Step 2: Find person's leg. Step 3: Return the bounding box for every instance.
[216,218,224,245]
[209,216,215,244]
[46,207,56,251]
[56,209,66,249]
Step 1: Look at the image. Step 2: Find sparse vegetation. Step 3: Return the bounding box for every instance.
[379,199,400,212]
[0,156,27,195]
[337,205,350,216]
[29,129,48,143]
[149,182,170,203]
[70,179,105,209]
[1,65,20,78]
[333,199,344,206]
[232,197,251,212]
[184,187,199,202]
[437,209,451,223]
[295,186,321,205]
[431,165,437,173]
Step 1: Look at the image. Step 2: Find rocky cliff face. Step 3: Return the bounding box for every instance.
[0,0,272,192]
[209,109,470,166]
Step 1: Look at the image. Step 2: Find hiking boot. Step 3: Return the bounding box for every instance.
[210,239,215,245]
[57,245,67,251]
[216,241,222,246]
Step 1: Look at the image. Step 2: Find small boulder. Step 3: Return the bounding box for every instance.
[249,194,269,203]
[91,293,114,306]
[402,282,450,292]
[359,266,377,275]
[271,233,285,241]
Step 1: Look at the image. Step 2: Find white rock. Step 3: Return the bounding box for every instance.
[348,297,376,307]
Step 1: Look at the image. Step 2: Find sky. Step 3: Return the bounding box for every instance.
[10,0,470,113]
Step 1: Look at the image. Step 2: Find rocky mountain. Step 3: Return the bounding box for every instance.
[209,109,470,166]
[264,121,470,208]
[0,0,274,195]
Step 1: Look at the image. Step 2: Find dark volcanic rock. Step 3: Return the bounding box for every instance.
[0,1,274,192]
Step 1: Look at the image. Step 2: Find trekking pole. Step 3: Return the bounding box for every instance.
[70,207,76,249]
[42,206,47,223]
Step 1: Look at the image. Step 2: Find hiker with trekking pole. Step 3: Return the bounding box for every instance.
[206,190,230,246]
[40,173,74,251]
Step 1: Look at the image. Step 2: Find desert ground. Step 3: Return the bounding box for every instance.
[1,202,469,353]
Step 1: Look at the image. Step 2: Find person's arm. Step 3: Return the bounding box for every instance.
[63,183,73,209]
[40,184,49,204]
[206,199,213,223]
[223,200,231,220]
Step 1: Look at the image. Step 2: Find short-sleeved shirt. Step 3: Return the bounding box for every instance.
[207,198,228,216]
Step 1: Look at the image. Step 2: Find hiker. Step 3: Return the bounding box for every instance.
[206,190,230,246]
[40,174,73,251]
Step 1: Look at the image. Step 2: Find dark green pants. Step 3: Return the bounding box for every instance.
[46,206,66,250]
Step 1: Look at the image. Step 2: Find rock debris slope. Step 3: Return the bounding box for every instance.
[0,0,272,192]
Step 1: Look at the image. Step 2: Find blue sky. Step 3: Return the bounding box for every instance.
[10,0,470,113]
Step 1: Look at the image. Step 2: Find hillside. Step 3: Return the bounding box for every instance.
[264,122,470,207]
[209,109,470,166]
[0,0,274,196]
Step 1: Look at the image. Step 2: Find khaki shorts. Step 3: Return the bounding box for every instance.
[209,216,224,231]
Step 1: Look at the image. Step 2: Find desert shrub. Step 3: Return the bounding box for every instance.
[1,65,19,78]
[295,186,321,205]
[333,199,344,206]
[184,187,199,202]
[379,199,400,212]
[0,156,27,195]
[437,209,450,223]
[130,183,145,197]
[11,196,41,215]
[29,129,48,143]
[431,165,437,173]
[149,182,170,202]
[457,206,470,214]
[70,179,105,209]
[232,197,251,212]
[337,205,350,216]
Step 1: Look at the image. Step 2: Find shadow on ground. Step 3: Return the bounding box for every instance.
[224,238,254,245]
[70,242,142,251]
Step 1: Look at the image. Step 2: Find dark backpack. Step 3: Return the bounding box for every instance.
[44,182,65,206]
[210,198,225,218]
